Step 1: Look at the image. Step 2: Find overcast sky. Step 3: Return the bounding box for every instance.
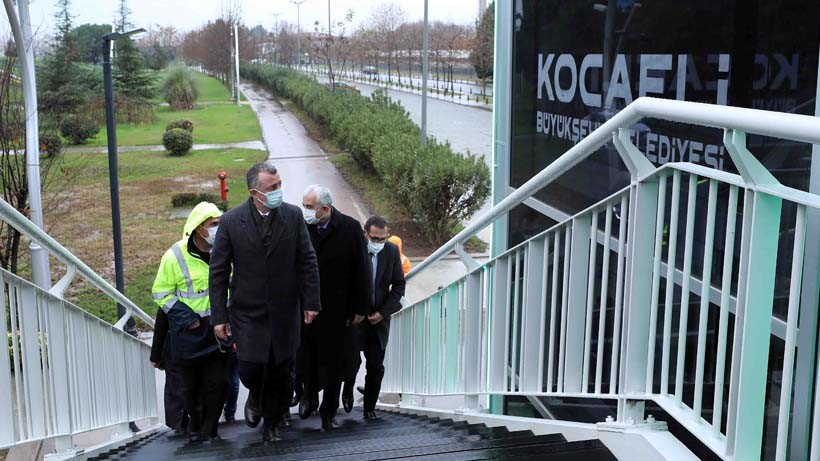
[3,0,483,40]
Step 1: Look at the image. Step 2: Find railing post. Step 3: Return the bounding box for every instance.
[44,435,80,461]
[618,177,659,417]
[520,238,547,393]
[729,190,781,460]
[563,215,592,392]
[462,271,484,408]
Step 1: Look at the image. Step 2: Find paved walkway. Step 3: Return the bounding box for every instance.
[64,140,266,154]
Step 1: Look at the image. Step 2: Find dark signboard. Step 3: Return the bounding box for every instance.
[510,0,820,220]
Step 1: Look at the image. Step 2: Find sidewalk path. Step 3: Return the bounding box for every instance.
[64,140,266,154]
[240,83,370,223]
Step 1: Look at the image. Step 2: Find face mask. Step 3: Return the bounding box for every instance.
[256,189,283,209]
[368,241,385,254]
[204,226,218,246]
[302,207,319,225]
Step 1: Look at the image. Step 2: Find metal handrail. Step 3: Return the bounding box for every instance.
[407,96,820,280]
[0,198,154,329]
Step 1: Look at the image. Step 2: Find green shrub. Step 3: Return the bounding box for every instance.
[161,65,199,110]
[60,114,101,144]
[162,128,193,156]
[39,133,63,157]
[241,62,491,245]
[171,192,227,211]
[409,147,490,246]
[166,119,194,133]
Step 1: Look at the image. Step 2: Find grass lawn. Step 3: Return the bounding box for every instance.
[194,71,236,102]
[45,147,268,324]
[83,103,261,148]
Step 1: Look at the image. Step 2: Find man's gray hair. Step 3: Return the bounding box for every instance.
[246,161,278,190]
[303,184,333,207]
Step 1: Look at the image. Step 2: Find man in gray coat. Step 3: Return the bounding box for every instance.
[210,161,320,442]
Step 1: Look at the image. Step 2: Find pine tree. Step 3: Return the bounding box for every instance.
[112,0,156,123]
[38,0,84,122]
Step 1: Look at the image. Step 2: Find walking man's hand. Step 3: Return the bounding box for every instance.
[304,310,318,324]
[352,314,366,325]
[214,323,230,341]
[368,312,384,325]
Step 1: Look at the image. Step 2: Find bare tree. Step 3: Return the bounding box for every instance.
[367,3,406,83]
[0,48,76,273]
[399,22,423,80]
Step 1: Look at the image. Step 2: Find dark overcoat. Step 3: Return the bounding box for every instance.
[366,241,406,349]
[307,207,371,326]
[210,199,321,364]
[305,208,371,384]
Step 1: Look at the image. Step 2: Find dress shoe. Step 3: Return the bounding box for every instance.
[342,386,354,413]
[356,385,366,395]
[321,416,338,432]
[363,410,378,420]
[279,413,291,428]
[223,412,236,424]
[298,395,313,419]
[262,425,282,442]
[188,433,209,443]
[244,395,262,428]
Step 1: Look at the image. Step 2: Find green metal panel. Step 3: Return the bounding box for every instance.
[429,297,442,393]
[445,284,460,393]
[733,191,782,460]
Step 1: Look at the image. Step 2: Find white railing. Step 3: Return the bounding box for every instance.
[384,97,820,461]
[0,199,157,450]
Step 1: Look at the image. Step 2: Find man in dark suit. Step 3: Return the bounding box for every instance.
[345,215,406,419]
[210,161,320,442]
[298,184,371,431]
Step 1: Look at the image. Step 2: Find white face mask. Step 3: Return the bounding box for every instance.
[368,241,385,254]
[204,226,218,246]
[302,207,320,225]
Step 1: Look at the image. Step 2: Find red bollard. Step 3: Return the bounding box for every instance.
[217,170,228,201]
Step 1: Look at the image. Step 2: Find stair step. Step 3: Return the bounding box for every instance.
[88,410,614,461]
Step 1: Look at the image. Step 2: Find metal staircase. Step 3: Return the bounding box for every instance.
[86,410,616,461]
[383,97,820,461]
[3,97,820,460]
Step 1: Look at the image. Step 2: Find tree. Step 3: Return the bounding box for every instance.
[113,0,155,123]
[368,3,406,83]
[470,1,494,92]
[38,0,88,124]
[139,25,180,70]
[71,23,111,64]
[0,51,71,273]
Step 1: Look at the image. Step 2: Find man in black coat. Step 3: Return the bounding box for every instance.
[210,161,321,442]
[345,215,406,419]
[298,184,371,431]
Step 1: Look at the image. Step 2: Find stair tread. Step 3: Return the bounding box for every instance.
[89,410,613,461]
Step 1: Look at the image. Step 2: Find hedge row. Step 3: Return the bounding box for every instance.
[241,63,490,246]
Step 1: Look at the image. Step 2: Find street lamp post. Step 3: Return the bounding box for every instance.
[291,0,307,69]
[234,23,240,106]
[102,28,144,334]
[2,0,51,289]
[272,13,281,64]
[421,0,429,145]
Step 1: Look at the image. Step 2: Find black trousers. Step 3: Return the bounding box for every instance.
[299,322,348,418]
[347,324,387,412]
[238,356,293,428]
[178,353,228,437]
[163,360,188,430]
